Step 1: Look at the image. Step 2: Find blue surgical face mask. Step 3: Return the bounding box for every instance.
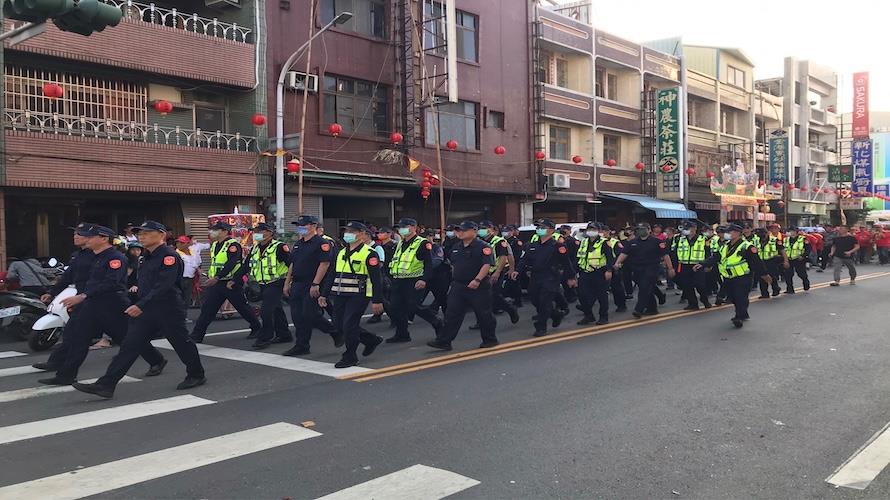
[535,228,548,237]
[724,233,732,241]
[252,233,264,242]
[398,227,411,237]
[446,231,455,238]
[478,229,490,238]
[343,232,357,244]
[295,226,309,236]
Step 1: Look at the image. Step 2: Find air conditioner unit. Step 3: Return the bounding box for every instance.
[548,173,571,190]
[286,71,318,93]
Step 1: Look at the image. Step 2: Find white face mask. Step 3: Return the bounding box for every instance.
[681,229,691,236]
[704,232,713,238]
[723,233,732,241]
[586,230,599,239]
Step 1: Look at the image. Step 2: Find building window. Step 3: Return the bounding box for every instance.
[555,58,568,88]
[549,125,570,160]
[487,110,505,130]
[423,1,478,62]
[727,65,746,88]
[794,81,801,105]
[195,106,225,132]
[323,75,390,137]
[425,100,479,150]
[607,73,618,100]
[794,124,801,147]
[321,0,386,39]
[4,65,146,124]
[595,67,604,98]
[603,133,621,163]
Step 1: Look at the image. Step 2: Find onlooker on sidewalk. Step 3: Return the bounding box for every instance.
[820,226,836,271]
[830,226,859,286]
[876,226,890,265]
[175,235,210,308]
[855,225,873,264]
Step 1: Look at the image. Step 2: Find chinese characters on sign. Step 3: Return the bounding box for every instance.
[656,87,681,194]
[852,72,869,139]
[768,129,788,184]
[828,164,854,183]
[851,138,873,194]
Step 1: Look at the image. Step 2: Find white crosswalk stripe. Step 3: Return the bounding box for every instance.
[827,419,890,489]
[0,422,321,500]
[0,351,27,359]
[0,365,41,378]
[316,464,480,500]
[0,394,214,445]
[0,376,140,403]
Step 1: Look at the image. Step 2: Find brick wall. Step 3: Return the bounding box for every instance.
[2,18,255,88]
[4,132,258,197]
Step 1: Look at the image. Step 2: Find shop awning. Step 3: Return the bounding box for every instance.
[599,193,697,219]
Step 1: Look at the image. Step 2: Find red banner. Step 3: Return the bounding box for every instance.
[853,72,869,138]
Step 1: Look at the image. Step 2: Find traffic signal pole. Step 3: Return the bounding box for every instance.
[0,21,45,44]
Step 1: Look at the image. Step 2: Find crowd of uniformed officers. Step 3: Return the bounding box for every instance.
[29,214,828,396]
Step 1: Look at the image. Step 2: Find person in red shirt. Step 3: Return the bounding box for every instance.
[855,226,874,264]
[805,230,823,267]
[875,227,890,265]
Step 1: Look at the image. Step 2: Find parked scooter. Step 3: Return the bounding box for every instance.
[29,285,76,351]
[0,288,47,342]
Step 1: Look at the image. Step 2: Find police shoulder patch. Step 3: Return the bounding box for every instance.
[228,245,238,253]
[163,255,176,266]
[482,247,492,256]
[368,257,379,266]
[558,246,567,254]
[425,242,432,250]
[518,241,523,246]
[321,243,331,252]
[108,259,122,269]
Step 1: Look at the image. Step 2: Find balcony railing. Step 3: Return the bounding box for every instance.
[103,0,252,43]
[4,110,257,152]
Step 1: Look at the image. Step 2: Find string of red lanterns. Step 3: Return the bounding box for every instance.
[420,168,433,200]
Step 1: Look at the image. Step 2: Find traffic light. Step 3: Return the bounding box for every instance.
[2,0,72,23]
[53,0,122,35]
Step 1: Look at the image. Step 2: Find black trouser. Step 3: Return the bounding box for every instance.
[784,259,810,291]
[373,276,393,318]
[821,247,833,270]
[631,265,659,314]
[504,272,523,305]
[622,266,635,296]
[55,295,164,381]
[98,301,203,387]
[759,258,782,296]
[490,273,517,316]
[609,269,627,309]
[290,281,335,350]
[724,275,752,320]
[389,278,441,340]
[191,280,260,340]
[428,266,451,315]
[561,277,577,303]
[257,280,291,342]
[332,295,377,361]
[706,269,720,297]
[529,275,560,333]
[676,265,709,307]
[438,284,497,344]
[578,269,610,320]
[180,277,194,308]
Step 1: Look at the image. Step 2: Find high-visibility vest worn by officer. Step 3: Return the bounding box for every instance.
[761,235,779,260]
[208,238,241,279]
[389,236,425,278]
[709,235,722,253]
[486,235,508,274]
[787,236,806,260]
[577,237,607,272]
[248,240,288,284]
[718,241,752,279]
[332,244,374,297]
[674,235,707,264]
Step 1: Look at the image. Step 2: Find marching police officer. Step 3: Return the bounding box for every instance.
[74,221,206,398]
[503,224,525,307]
[671,220,712,310]
[783,226,811,293]
[428,221,498,351]
[514,219,576,337]
[478,220,519,324]
[576,222,616,325]
[613,222,674,319]
[190,221,261,342]
[697,223,770,328]
[367,226,396,325]
[604,226,628,312]
[386,218,443,343]
[246,222,292,349]
[320,222,384,368]
[282,215,340,356]
[759,223,785,298]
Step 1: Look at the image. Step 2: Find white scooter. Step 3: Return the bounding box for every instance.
[29,285,76,351]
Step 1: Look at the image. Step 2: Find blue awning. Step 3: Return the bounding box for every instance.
[599,193,697,219]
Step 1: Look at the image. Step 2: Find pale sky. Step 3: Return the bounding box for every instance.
[583,0,890,112]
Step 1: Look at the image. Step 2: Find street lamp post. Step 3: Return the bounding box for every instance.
[274,11,352,232]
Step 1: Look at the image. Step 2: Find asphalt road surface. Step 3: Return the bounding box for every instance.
[1,265,889,499]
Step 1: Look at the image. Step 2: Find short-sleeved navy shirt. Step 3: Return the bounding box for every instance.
[289,235,333,282]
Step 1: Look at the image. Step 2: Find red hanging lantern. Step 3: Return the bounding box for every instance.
[251,113,267,127]
[606,159,617,167]
[706,171,715,178]
[772,182,781,189]
[634,162,645,171]
[572,155,583,164]
[812,187,820,193]
[390,132,403,144]
[494,145,506,155]
[286,159,300,173]
[421,180,431,189]
[685,167,696,176]
[328,123,343,137]
[430,175,440,186]
[446,140,459,151]
[154,100,173,116]
[661,165,672,173]
[42,83,63,99]
[422,169,432,178]
[788,183,795,190]
[535,150,546,161]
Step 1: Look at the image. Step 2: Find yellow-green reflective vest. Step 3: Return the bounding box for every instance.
[486,235,508,273]
[674,235,707,264]
[607,237,620,250]
[761,235,779,260]
[709,235,722,253]
[332,244,374,297]
[389,236,424,279]
[577,237,606,272]
[787,236,806,260]
[719,241,752,279]
[208,238,241,279]
[248,240,288,284]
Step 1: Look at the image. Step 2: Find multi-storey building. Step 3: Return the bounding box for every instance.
[1,0,266,264]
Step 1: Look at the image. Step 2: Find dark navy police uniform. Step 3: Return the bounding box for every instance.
[288,232,337,353]
[517,222,576,336]
[620,235,668,316]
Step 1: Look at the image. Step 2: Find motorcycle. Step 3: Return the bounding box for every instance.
[0,289,47,342]
[29,285,76,351]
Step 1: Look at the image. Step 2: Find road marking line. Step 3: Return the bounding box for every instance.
[0,352,26,359]
[0,395,214,445]
[152,340,372,377]
[0,422,321,500]
[0,376,140,403]
[0,365,41,378]
[347,272,890,382]
[316,464,480,500]
[827,419,890,490]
